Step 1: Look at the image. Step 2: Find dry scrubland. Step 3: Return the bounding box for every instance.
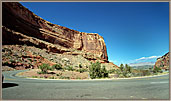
[2,45,117,79]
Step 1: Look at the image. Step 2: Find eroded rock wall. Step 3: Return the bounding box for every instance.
[2,2,108,62]
[154,52,169,70]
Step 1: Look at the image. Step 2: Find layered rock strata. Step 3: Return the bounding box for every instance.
[154,52,169,70]
[2,2,108,62]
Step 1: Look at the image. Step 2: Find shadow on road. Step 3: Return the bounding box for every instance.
[2,83,19,88]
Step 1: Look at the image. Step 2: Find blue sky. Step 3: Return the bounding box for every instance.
[20,2,169,66]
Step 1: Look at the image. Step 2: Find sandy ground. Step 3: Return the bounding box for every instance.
[16,69,89,80]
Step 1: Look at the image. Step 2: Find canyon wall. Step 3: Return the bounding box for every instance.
[2,2,108,62]
[154,52,169,70]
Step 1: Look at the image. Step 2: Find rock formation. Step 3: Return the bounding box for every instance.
[2,2,108,63]
[154,52,169,70]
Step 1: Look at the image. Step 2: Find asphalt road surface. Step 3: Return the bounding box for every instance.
[2,70,170,100]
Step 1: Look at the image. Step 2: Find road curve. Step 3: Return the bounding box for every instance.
[2,70,170,100]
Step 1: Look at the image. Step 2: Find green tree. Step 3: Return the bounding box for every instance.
[101,66,109,78]
[125,64,132,73]
[89,61,102,79]
[120,64,124,72]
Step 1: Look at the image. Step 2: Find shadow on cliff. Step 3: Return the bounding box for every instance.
[2,83,19,89]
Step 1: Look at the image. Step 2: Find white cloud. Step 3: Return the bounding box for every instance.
[135,56,161,61]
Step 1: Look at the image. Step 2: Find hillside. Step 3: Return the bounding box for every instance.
[154,52,169,70]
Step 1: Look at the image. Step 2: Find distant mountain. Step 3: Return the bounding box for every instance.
[131,65,154,70]
[128,62,155,67]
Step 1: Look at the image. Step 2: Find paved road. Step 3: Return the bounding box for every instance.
[2,70,170,100]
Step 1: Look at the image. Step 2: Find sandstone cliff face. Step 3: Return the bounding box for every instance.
[154,52,169,70]
[2,2,108,62]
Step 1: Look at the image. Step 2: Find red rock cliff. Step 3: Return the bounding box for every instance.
[154,52,169,70]
[2,2,108,62]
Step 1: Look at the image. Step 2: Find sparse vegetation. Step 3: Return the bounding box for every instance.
[32,76,38,78]
[38,63,51,74]
[59,76,70,79]
[108,69,116,74]
[65,65,74,71]
[115,63,165,78]
[153,66,162,73]
[52,63,63,70]
[76,68,88,73]
[79,64,82,68]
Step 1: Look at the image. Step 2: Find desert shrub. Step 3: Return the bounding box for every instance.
[76,77,81,79]
[89,61,108,79]
[131,68,153,77]
[108,69,116,74]
[27,58,33,62]
[153,66,162,73]
[76,68,88,73]
[32,76,38,78]
[10,59,15,63]
[49,76,55,79]
[142,69,151,76]
[56,74,60,76]
[52,63,63,70]
[59,76,70,79]
[3,61,9,65]
[38,63,50,74]
[101,66,109,78]
[79,64,82,68]
[65,65,74,71]
[119,74,125,78]
[89,61,101,79]
[49,66,55,71]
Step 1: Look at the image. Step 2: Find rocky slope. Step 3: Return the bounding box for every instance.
[2,2,108,63]
[154,52,169,70]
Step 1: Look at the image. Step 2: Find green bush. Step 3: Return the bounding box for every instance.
[38,63,50,74]
[108,69,116,74]
[153,66,162,73]
[59,76,70,79]
[89,61,108,79]
[79,64,82,68]
[56,74,60,76]
[65,65,74,71]
[49,76,55,79]
[52,63,63,70]
[32,76,38,78]
[101,66,109,78]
